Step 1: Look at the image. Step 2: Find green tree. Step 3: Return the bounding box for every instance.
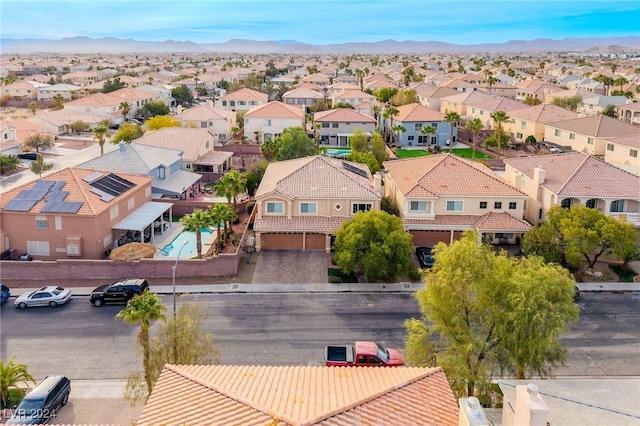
[180,209,214,259]
[443,111,461,153]
[390,89,418,106]
[69,119,90,134]
[93,123,109,156]
[146,115,180,130]
[138,100,170,118]
[208,203,237,252]
[391,124,406,149]
[214,170,247,211]
[380,196,400,216]
[30,154,53,177]
[260,138,281,162]
[374,87,398,104]
[405,230,578,397]
[171,85,194,105]
[349,128,369,153]
[345,151,380,174]
[28,102,37,115]
[23,133,54,153]
[547,204,638,269]
[275,126,316,161]
[602,104,617,118]
[489,110,510,158]
[383,106,399,144]
[0,356,35,409]
[102,77,126,93]
[119,101,131,123]
[333,210,414,282]
[465,118,483,160]
[116,291,166,396]
[613,76,628,92]
[521,222,564,264]
[0,155,22,174]
[52,93,65,109]
[111,123,144,143]
[371,132,388,167]
[419,125,435,154]
[552,95,583,112]
[523,94,542,106]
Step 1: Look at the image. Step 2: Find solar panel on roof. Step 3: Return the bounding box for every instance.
[45,191,69,201]
[41,201,82,213]
[32,180,55,191]
[4,199,38,212]
[52,181,66,190]
[89,173,135,198]
[82,171,105,183]
[15,189,48,200]
[342,161,369,178]
[89,187,115,202]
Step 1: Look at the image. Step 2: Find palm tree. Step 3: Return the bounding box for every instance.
[0,356,35,408]
[465,118,484,160]
[391,124,406,149]
[93,124,109,156]
[484,70,497,95]
[419,125,435,154]
[28,102,37,115]
[215,170,247,211]
[52,93,65,109]
[180,209,214,259]
[119,101,131,123]
[116,291,166,396]
[489,110,511,159]
[443,111,461,153]
[613,76,628,92]
[382,106,399,145]
[208,203,237,252]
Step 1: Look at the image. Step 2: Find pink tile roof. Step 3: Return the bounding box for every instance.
[440,91,493,105]
[255,215,349,233]
[504,152,640,198]
[0,167,152,215]
[136,365,459,426]
[404,211,532,231]
[395,103,445,122]
[605,134,640,149]
[244,101,305,119]
[133,127,213,161]
[546,114,639,137]
[220,87,269,101]
[383,154,526,197]
[509,104,579,123]
[256,155,379,200]
[175,104,236,121]
[313,108,376,123]
[467,96,527,113]
[65,92,122,107]
[334,89,377,101]
[282,87,323,99]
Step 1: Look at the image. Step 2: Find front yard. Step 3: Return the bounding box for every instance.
[396,147,493,159]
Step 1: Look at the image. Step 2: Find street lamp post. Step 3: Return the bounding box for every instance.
[172,240,188,322]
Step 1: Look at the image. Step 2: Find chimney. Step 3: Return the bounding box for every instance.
[458,397,490,426]
[373,172,383,194]
[502,384,548,426]
[118,141,126,152]
[533,165,545,185]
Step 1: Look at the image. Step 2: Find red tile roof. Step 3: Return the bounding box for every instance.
[313,108,376,123]
[136,365,459,426]
[395,103,445,122]
[245,101,305,119]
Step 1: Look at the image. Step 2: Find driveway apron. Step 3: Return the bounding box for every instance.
[252,250,332,284]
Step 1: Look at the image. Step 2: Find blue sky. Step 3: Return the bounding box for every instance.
[1,0,638,45]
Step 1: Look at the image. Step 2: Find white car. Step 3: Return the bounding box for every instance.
[14,286,72,309]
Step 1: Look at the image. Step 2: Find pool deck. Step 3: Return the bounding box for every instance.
[151,225,218,259]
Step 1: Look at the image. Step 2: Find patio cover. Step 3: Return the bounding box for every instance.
[112,201,173,231]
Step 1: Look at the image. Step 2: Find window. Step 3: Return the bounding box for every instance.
[471,108,476,114]
[35,216,48,229]
[630,149,638,158]
[300,202,317,214]
[352,203,372,214]
[554,129,561,137]
[561,198,571,209]
[479,201,487,209]
[410,201,427,212]
[494,201,502,209]
[110,204,119,220]
[446,200,463,211]
[607,144,614,152]
[610,200,625,213]
[414,123,422,131]
[200,122,207,128]
[516,132,523,139]
[587,137,594,145]
[539,209,543,220]
[266,201,284,214]
[322,123,329,128]
[158,166,165,179]
[408,135,414,141]
[265,119,271,126]
[569,133,575,140]
[521,121,526,130]
[332,123,339,128]
[509,202,517,210]
[586,199,596,208]
[26,241,50,256]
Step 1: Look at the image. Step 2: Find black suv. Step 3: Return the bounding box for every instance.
[89,278,149,307]
[415,246,435,269]
[6,374,71,424]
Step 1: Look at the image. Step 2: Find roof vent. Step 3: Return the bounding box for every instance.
[527,383,539,396]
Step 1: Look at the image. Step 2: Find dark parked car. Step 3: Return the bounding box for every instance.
[0,284,10,304]
[17,152,38,160]
[574,286,580,301]
[415,246,435,269]
[89,278,149,306]
[6,374,70,424]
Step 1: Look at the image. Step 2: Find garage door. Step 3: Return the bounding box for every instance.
[261,233,303,250]
[410,230,452,247]
[305,233,326,250]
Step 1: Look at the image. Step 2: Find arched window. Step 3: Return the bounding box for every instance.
[585,199,596,209]
[560,198,571,209]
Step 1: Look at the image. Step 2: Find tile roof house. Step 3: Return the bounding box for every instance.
[0,124,22,156]
[174,100,237,143]
[415,85,459,112]
[136,364,459,426]
[503,152,640,227]
[35,83,82,101]
[617,101,640,126]
[544,114,639,156]
[254,155,381,251]
[439,91,494,117]
[313,108,376,147]
[1,118,49,145]
[0,167,175,260]
[332,89,377,109]
[603,134,640,176]
[2,80,48,100]
[243,101,305,143]
[578,95,629,116]
[466,97,528,128]
[507,104,580,144]
[282,86,324,107]
[63,92,129,123]
[218,88,269,112]
[390,103,447,148]
[383,154,531,246]
[28,109,107,136]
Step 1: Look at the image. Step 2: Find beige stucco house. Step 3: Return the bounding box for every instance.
[63,92,126,123]
[217,88,269,112]
[603,134,640,176]
[313,108,376,147]
[383,154,531,246]
[618,102,640,126]
[174,100,236,143]
[243,101,305,143]
[253,155,382,252]
[2,80,48,100]
[506,104,579,144]
[544,114,639,156]
[36,83,82,101]
[503,152,640,227]
[0,167,177,260]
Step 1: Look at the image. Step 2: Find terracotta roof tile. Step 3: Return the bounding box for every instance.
[467,96,527,112]
[245,101,305,119]
[395,103,445,122]
[605,134,640,149]
[220,88,269,101]
[133,127,213,162]
[383,154,526,197]
[546,114,639,137]
[255,216,349,233]
[509,104,579,123]
[313,108,376,123]
[136,365,458,426]
[175,104,236,121]
[403,212,532,231]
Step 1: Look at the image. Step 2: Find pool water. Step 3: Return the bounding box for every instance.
[160,228,214,257]
[324,148,351,157]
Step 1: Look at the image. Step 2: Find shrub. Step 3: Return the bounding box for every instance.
[246,201,255,215]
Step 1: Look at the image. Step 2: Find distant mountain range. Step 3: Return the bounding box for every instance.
[1,36,639,54]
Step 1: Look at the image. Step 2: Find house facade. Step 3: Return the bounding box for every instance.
[254,156,382,252]
[506,104,579,144]
[603,134,640,175]
[243,101,305,143]
[383,154,531,246]
[313,108,376,147]
[503,152,640,227]
[217,88,268,112]
[392,103,447,148]
[618,102,640,126]
[36,83,82,101]
[175,100,236,142]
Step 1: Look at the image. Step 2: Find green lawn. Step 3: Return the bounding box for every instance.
[396,148,493,159]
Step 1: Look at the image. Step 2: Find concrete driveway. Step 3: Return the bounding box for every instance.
[252,250,332,284]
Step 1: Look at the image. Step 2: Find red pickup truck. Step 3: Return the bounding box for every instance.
[324,341,404,367]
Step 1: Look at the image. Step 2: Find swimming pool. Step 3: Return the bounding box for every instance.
[324,148,351,157]
[160,228,214,257]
